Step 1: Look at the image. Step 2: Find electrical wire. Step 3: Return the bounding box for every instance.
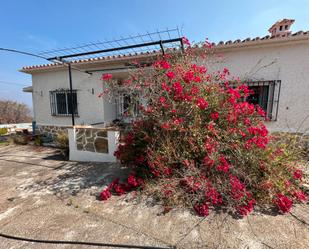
[0,80,28,86]
[0,232,174,249]
[0,47,92,75]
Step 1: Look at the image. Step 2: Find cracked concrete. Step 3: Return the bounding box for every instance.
[0,144,308,249]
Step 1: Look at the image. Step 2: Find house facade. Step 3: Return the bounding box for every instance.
[21,20,309,135]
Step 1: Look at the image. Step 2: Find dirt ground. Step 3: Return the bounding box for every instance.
[0,144,308,249]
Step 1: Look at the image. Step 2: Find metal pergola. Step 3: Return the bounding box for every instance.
[39,28,184,126]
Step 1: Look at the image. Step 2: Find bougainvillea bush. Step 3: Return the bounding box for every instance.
[99,39,307,217]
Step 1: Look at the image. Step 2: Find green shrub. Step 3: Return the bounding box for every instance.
[10,134,29,145]
[55,131,69,157]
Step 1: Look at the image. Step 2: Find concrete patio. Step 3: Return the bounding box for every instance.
[0,144,308,249]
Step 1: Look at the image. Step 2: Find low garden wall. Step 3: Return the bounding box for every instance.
[37,124,70,139]
[68,126,120,162]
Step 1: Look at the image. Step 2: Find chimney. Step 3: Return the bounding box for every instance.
[268,19,295,37]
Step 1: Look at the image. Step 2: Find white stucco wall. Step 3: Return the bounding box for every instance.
[209,42,309,133]
[68,128,119,162]
[29,41,309,133]
[31,70,107,126]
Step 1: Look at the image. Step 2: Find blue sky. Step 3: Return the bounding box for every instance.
[1,0,309,107]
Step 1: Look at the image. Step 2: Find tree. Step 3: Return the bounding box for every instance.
[0,99,32,124]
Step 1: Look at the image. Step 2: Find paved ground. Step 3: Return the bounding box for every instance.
[0,144,308,249]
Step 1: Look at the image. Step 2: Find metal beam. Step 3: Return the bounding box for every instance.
[68,63,75,126]
[47,38,183,60]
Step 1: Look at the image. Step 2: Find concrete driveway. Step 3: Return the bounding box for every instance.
[0,144,308,249]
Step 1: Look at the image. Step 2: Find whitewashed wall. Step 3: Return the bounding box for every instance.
[208,42,309,133]
[68,128,119,162]
[30,41,309,133]
[31,70,107,126]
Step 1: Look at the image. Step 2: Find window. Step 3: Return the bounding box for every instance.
[245,81,281,121]
[279,25,283,31]
[116,92,139,118]
[50,90,78,116]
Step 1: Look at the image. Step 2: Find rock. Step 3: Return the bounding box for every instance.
[94,137,108,153]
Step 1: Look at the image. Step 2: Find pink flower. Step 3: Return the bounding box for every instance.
[196,98,208,110]
[114,183,126,196]
[161,122,170,130]
[161,82,171,92]
[172,82,183,95]
[159,96,166,104]
[182,37,191,46]
[238,199,256,216]
[203,156,215,167]
[160,60,170,70]
[275,194,293,213]
[100,189,111,200]
[293,169,303,180]
[166,71,175,80]
[183,71,194,83]
[217,155,230,173]
[102,73,112,81]
[194,203,209,216]
[127,173,140,188]
[293,191,307,202]
[210,112,219,121]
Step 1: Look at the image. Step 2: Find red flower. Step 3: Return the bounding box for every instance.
[159,96,167,104]
[203,156,215,167]
[196,98,208,110]
[102,73,112,81]
[293,191,307,202]
[194,203,209,216]
[210,112,219,121]
[161,82,171,92]
[127,173,140,188]
[293,169,303,180]
[182,37,191,46]
[275,194,293,213]
[190,86,199,95]
[161,122,170,130]
[217,155,230,173]
[160,60,170,70]
[183,71,194,83]
[100,189,111,200]
[205,187,222,205]
[172,82,183,95]
[166,71,175,80]
[114,183,126,196]
[238,199,255,216]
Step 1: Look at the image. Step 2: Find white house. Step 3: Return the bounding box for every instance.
[21,19,309,136]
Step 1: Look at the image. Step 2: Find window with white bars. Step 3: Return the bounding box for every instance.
[50,90,78,116]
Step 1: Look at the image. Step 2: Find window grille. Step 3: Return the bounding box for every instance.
[50,89,78,116]
[116,92,140,118]
[246,80,281,121]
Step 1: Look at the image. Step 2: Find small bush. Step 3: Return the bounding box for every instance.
[0,128,8,135]
[34,135,43,146]
[10,134,29,145]
[99,38,306,217]
[55,131,69,157]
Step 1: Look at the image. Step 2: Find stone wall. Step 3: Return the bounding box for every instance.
[75,128,109,154]
[37,125,70,139]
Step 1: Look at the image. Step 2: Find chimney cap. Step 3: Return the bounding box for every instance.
[268,19,295,34]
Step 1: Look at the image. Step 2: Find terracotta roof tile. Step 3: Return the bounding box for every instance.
[21,31,309,72]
